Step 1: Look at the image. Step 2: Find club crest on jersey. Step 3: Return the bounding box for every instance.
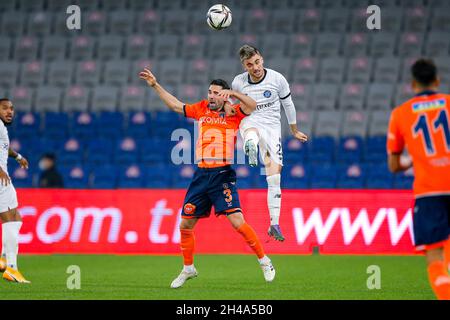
[412,99,446,113]
[263,90,272,98]
[2,143,8,150]
[184,203,196,215]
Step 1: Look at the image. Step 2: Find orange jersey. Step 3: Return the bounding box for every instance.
[184,100,248,168]
[387,91,450,197]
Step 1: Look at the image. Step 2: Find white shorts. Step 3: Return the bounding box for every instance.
[0,183,18,213]
[240,118,283,166]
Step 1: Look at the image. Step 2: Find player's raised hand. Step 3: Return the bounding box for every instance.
[139,68,157,87]
[293,130,308,142]
[17,156,29,170]
[0,169,10,186]
[217,89,233,100]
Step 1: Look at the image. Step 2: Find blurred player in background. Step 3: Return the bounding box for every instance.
[387,59,450,300]
[139,68,276,288]
[230,45,308,242]
[0,98,30,283]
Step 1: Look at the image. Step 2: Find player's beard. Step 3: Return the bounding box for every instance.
[208,102,223,111]
[1,118,12,126]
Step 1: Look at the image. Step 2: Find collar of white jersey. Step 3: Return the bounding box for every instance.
[247,69,267,85]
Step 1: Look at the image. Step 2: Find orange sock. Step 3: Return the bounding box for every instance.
[180,229,195,266]
[427,261,450,300]
[237,223,265,259]
[444,240,450,272]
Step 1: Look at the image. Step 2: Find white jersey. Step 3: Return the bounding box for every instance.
[231,68,291,127]
[0,121,9,174]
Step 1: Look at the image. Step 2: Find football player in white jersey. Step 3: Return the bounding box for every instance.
[231,45,308,241]
[0,98,30,283]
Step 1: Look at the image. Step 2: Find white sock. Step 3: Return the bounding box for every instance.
[2,221,22,270]
[244,130,259,150]
[183,264,195,273]
[258,255,271,265]
[267,174,281,225]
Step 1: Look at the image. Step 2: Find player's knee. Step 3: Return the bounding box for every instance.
[426,247,445,265]
[266,173,281,188]
[227,212,245,229]
[180,218,196,230]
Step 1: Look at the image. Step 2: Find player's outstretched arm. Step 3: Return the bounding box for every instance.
[8,147,28,169]
[219,90,256,115]
[289,124,308,143]
[139,68,184,115]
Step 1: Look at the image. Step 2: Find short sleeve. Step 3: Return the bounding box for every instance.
[183,101,204,120]
[387,110,405,154]
[278,73,291,100]
[234,104,248,121]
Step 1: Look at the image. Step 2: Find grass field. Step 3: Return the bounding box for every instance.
[1,254,434,300]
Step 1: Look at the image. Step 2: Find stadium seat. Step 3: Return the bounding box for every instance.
[1,12,25,37]
[398,32,424,57]
[118,165,145,188]
[236,34,261,52]
[315,111,341,138]
[136,9,161,34]
[311,84,338,111]
[260,34,288,59]
[337,136,363,163]
[341,111,368,138]
[158,59,185,85]
[366,83,394,110]
[91,86,119,112]
[82,10,107,36]
[85,139,114,165]
[288,33,314,58]
[394,83,415,106]
[0,62,19,88]
[43,112,69,140]
[27,12,51,37]
[403,7,429,32]
[20,61,45,88]
[97,36,124,61]
[370,33,397,57]
[114,137,139,165]
[283,138,308,164]
[71,112,97,139]
[125,35,151,60]
[172,164,196,189]
[119,86,147,112]
[343,33,370,57]
[310,163,338,189]
[364,135,387,163]
[181,35,207,59]
[339,83,366,110]
[97,112,125,139]
[242,8,270,33]
[322,8,349,32]
[282,164,310,189]
[47,61,74,88]
[58,138,85,166]
[319,58,346,84]
[10,167,34,188]
[10,86,34,112]
[430,8,450,32]
[264,58,292,82]
[162,10,189,34]
[109,10,136,35]
[103,60,130,86]
[129,0,157,10]
[0,0,17,11]
[291,83,312,111]
[209,58,241,84]
[337,164,365,189]
[235,165,254,189]
[315,32,343,58]
[308,136,336,162]
[296,8,322,33]
[271,9,296,33]
[14,36,39,62]
[91,165,118,189]
[153,35,179,60]
[62,165,90,189]
[185,59,210,85]
[424,32,450,56]
[347,57,373,84]
[177,84,203,104]
[101,0,128,11]
[13,112,41,139]
[206,34,234,58]
[63,86,91,113]
[373,57,401,83]
[291,57,318,84]
[70,36,96,61]
[0,37,12,61]
[35,86,62,113]
[295,111,315,138]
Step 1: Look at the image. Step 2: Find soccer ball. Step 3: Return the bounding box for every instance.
[207,4,232,30]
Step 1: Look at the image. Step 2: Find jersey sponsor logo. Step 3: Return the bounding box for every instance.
[198,116,227,125]
[263,90,272,98]
[183,203,196,215]
[412,99,446,113]
[256,101,275,111]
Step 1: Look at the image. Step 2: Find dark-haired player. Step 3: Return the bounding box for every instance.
[139,68,276,288]
[387,59,450,300]
[0,98,30,283]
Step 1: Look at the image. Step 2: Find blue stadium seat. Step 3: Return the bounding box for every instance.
[393,170,415,189]
[235,165,255,189]
[91,165,118,189]
[172,164,196,189]
[282,164,310,189]
[140,139,170,164]
[114,137,139,165]
[10,166,34,188]
[97,112,124,139]
[143,164,172,188]
[310,163,338,188]
[61,165,90,189]
[13,112,40,139]
[43,112,69,140]
[118,165,144,188]
[58,138,85,166]
[365,163,394,189]
[71,112,97,140]
[85,138,114,165]
[337,164,365,189]
[308,136,335,163]
[364,136,387,163]
[283,138,308,164]
[337,136,363,163]
[125,111,152,138]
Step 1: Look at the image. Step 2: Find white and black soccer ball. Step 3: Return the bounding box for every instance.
[206,4,232,30]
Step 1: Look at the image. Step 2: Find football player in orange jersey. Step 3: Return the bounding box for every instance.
[139,68,276,288]
[387,59,450,300]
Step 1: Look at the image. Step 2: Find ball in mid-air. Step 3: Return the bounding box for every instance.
[207,4,232,30]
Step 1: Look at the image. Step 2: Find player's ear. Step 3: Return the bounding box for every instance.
[435,76,441,88]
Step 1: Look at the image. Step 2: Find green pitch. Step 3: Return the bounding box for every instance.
[1,254,434,300]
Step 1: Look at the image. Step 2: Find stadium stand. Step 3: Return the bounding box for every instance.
[2,0,448,190]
